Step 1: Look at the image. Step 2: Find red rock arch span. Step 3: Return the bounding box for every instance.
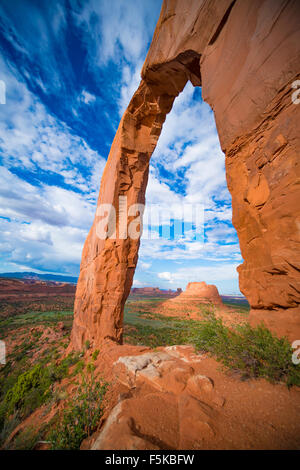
[70,0,300,350]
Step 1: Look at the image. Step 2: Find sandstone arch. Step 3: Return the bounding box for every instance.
[70,0,300,350]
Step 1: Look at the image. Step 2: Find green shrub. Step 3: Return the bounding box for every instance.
[72,360,85,376]
[0,413,20,447]
[2,364,52,420]
[189,314,300,386]
[5,426,41,450]
[0,353,81,431]
[92,349,99,361]
[86,362,95,374]
[49,370,108,450]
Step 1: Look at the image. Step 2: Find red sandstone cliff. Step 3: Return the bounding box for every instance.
[70,0,300,349]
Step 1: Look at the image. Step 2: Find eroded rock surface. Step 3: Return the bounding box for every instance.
[71,0,300,348]
[91,346,220,450]
[87,344,300,450]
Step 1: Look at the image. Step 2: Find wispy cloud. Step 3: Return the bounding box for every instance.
[79,90,96,105]
[0,55,105,194]
[0,0,70,94]
[71,0,162,66]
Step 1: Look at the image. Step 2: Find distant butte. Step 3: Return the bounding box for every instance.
[170,282,223,306]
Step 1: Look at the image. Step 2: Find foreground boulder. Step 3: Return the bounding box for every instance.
[91,347,226,449]
[85,343,300,450]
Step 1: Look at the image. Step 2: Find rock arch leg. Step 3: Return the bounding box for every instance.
[70,53,201,350]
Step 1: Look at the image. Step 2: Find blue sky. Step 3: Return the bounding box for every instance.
[0,0,243,295]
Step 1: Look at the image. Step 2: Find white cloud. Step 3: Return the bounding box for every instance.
[0,167,96,229]
[139,234,241,263]
[0,55,105,195]
[0,216,86,273]
[151,82,227,206]
[0,167,95,273]
[139,261,151,270]
[71,0,162,66]
[158,272,172,281]
[118,62,142,115]
[0,1,70,94]
[158,264,239,285]
[132,279,145,287]
[79,90,96,105]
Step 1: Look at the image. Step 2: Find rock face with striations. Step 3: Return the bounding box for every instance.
[70,0,300,350]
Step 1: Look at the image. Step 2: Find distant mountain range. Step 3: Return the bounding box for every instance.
[0,272,78,284]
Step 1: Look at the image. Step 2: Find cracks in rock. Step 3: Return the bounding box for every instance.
[251,304,296,311]
[160,12,176,27]
[104,334,122,344]
[226,74,300,159]
[262,0,290,43]
[263,266,288,276]
[208,0,236,46]
[286,261,300,273]
[288,283,300,296]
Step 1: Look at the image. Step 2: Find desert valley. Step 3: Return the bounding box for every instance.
[0,276,299,450]
[0,0,299,455]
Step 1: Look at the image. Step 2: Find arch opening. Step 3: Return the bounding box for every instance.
[132,81,242,305]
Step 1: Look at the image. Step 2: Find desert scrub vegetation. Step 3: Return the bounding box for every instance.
[49,369,108,450]
[0,310,73,336]
[4,426,44,450]
[0,307,77,447]
[124,299,299,386]
[0,299,74,319]
[189,314,300,387]
[0,352,81,447]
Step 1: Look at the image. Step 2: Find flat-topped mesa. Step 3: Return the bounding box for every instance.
[171,282,223,306]
[70,0,300,350]
[130,287,180,298]
[131,287,161,294]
